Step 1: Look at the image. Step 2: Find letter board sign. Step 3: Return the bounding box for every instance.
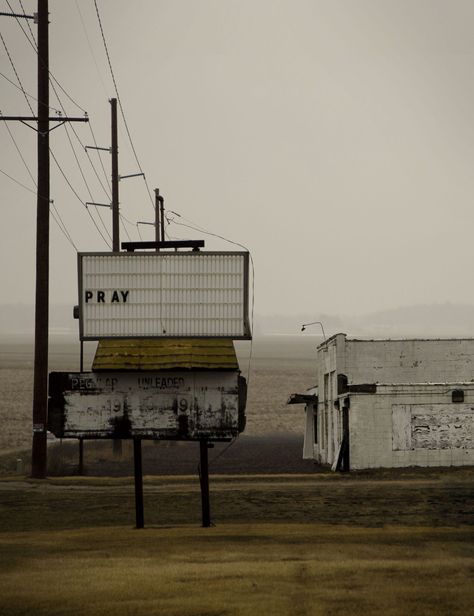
[78,252,251,340]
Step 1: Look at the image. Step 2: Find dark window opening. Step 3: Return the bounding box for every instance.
[452,389,464,403]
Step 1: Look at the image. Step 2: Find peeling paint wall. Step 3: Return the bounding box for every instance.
[393,404,474,451]
[349,385,474,469]
[345,338,474,384]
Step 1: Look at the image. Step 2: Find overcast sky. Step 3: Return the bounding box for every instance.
[1,0,474,319]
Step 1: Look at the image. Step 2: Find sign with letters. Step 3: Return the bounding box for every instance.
[78,252,251,340]
[48,371,247,440]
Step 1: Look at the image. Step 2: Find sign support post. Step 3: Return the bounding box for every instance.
[199,439,211,528]
[133,437,144,529]
[78,438,84,475]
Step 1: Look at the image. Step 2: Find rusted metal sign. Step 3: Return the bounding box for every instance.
[48,371,246,440]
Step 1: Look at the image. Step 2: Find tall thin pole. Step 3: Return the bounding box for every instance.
[110,98,119,251]
[154,188,160,247]
[110,97,122,456]
[133,438,144,528]
[160,196,165,244]
[31,0,49,478]
[199,439,211,527]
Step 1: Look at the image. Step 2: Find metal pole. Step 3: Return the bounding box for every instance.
[342,406,350,472]
[31,0,49,478]
[199,439,211,527]
[80,340,84,372]
[160,195,165,243]
[133,438,144,529]
[78,438,84,475]
[110,98,119,252]
[154,188,160,247]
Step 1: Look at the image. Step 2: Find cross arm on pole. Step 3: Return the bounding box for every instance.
[0,116,89,122]
[0,11,36,20]
[0,115,89,135]
[119,172,145,180]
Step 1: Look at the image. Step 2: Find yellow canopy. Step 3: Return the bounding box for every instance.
[92,338,239,371]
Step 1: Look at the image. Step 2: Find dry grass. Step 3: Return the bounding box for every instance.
[1,523,472,616]
[0,474,473,615]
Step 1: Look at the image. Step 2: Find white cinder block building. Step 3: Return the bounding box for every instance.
[295,334,474,470]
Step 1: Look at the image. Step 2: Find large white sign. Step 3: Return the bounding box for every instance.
[78,252,251,340]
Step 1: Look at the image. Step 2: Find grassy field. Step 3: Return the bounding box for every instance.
[1,523,472,616]
[0,473,473,615]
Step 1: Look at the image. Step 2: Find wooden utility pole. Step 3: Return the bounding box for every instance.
[87,98,123,458]
[30,0,50,478]
[110,98,119,251]
[1,2,88,477]
[111,97,121,456]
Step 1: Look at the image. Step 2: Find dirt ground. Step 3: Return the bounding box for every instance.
[0,469,473,531]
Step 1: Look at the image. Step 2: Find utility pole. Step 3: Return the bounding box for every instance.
[87,97,142,460]
[110,98,119,251]
[87,97,143,251]
[1,1,88,478]
[31,0,49,478]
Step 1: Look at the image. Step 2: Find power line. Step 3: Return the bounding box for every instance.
[1,119,35,185]
[16,16,113,243]
[8,0,88,114]
[50,200,78,250]
[0,29,34,114]
[0,69,61,112]
[3,1,146,248]
[88,121,112,193]
[0,166,36,194]
[42,83,112,243]
[1,17,109,249]
[57,117,112,242]
[166,215,256,384]
[1,21,79,251]
[0,167,77,250]
[50,148,111,248]
[5,0,36,53]
[74,0,110,100]
[119,214,132,241]
[93,0,155,211]
[17,0,36,43]
[9,6,132,245]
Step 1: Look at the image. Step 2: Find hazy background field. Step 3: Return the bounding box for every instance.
[0,333,320,459]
